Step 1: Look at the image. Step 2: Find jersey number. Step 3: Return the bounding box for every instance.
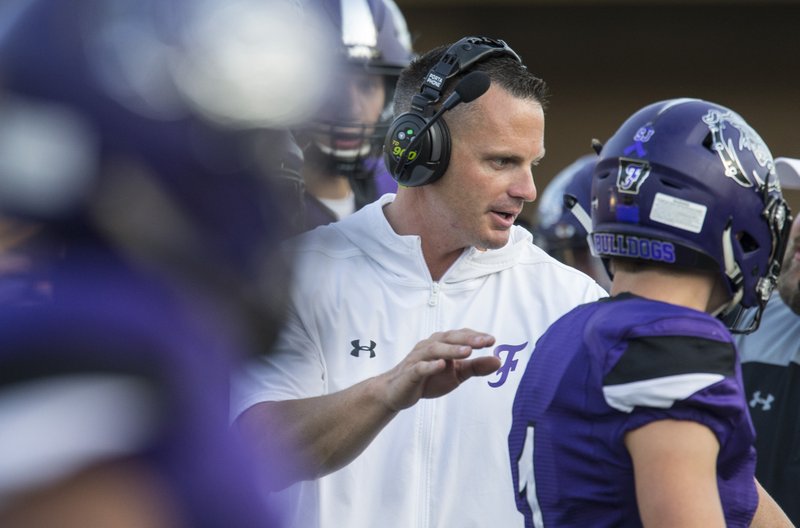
[518,425,544,528]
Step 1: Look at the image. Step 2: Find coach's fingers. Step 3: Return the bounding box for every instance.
[457,356,502,380]
[380,331,497,411]
[431,328,495,349]
[415,358,446,377]
[414,331,495,362]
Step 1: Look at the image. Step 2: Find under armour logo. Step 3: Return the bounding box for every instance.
[350,340,376,358]
[749,390,774,411]
[488,342,528,388]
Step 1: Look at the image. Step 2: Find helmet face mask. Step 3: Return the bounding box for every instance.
[591,98,792,333]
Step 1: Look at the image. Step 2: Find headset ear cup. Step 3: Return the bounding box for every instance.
[383,113,451,187]
[384,112,427,183]
[417,118,450,186]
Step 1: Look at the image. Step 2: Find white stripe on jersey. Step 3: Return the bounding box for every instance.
[603,373,725,413]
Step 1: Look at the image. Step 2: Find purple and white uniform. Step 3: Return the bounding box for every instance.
[509,293,757,528]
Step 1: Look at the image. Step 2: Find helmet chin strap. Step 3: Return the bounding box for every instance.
[719,224,744,316]
[564,194,596,256]
[717,223,764,334]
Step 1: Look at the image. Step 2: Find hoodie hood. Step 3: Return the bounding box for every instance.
[331,194,535,284]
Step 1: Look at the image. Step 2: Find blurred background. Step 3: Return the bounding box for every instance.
[395,0,800,219]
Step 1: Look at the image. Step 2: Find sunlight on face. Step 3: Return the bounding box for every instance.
[431,85,544,252]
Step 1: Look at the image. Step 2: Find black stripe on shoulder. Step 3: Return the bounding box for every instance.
[604,335,735,386]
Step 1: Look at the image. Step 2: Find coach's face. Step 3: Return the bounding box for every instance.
[778,213,800,314]
[435,84,543,250]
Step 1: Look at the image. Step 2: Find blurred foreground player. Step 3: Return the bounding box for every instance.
[509,98,793,527]
[0,0,333,525]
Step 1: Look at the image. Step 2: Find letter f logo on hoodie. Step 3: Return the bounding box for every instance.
[488,342,528,388]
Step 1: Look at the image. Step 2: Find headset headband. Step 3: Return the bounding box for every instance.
[411,36,522,116]
[385,36,524,187]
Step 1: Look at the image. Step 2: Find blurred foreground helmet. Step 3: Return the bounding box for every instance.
[0,0,334,350]
[299,0,414,183]
[592,98,792,332]
[0,0,332,523]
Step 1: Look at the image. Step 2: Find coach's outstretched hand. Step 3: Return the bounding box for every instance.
[237,329,499,490]
[380,329,499,412]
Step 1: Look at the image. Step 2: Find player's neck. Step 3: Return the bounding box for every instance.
[610,267,716,313]
[303,167,352,200]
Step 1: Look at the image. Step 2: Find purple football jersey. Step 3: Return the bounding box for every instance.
[0,255,280,527]
[366,156,399,197]
[508,293,757,528]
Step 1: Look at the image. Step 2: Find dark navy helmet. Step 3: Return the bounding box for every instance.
[592,98,791,332]
[299,0,414,182]
[534,154,596,253]
[534,154,610,290]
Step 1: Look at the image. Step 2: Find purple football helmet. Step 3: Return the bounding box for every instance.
[300,0,413,183]
[592,98,791,332]
[535,154,597,252]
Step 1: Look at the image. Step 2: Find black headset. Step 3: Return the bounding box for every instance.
[383,36,522,187]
